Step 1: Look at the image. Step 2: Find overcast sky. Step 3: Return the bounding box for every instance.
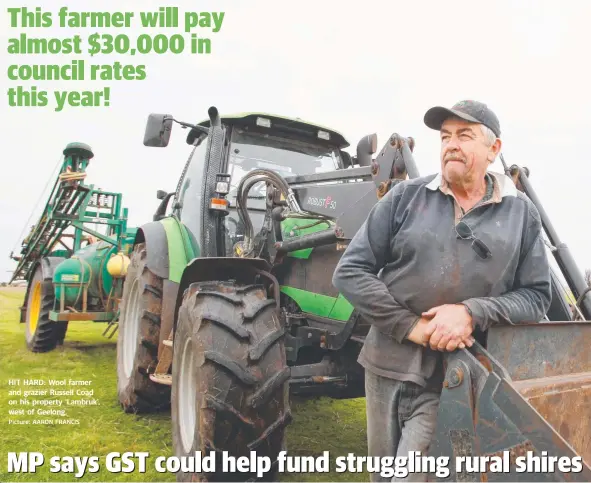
[1,0,590,289]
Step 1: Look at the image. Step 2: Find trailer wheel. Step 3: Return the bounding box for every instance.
[172,281,290,482]
[116,243,170,413]
[24,264,68,352]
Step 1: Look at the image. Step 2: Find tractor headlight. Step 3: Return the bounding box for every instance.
[256,117,271,128]
[215,181,229,195]
[215,174,231,195]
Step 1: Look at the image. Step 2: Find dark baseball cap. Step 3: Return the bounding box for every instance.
[424,100,501,138]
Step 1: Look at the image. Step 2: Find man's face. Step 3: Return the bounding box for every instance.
[439,117,498,184]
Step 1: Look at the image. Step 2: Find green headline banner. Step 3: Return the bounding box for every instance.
[5,6,226,111]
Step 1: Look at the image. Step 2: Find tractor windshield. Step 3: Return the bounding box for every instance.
[223,127,341,255]
[227,128,340,196]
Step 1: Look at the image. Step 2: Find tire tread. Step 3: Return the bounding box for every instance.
[172,282,290,482]
[116,243,170,413]
[26,272,68,353]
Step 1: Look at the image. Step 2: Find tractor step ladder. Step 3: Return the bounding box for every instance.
[150,329,174,386]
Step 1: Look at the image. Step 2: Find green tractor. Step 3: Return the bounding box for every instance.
[116,107,386,480]
[116,107,591,482]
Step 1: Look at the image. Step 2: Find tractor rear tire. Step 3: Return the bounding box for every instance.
[172,281,291,482]
[24,263,68,352]
[116,243,170,413]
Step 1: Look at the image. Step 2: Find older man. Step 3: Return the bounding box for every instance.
[332,100,551,482]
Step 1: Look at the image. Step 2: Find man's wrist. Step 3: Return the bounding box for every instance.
[458,303,473,320]
[459,302,478,330]
[402,315,422,341]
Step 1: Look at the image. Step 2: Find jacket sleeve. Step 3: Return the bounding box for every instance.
[332,184,420,343]
[461,201,552,331]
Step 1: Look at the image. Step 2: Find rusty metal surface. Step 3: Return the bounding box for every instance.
[485,323,591,466]
[428,345,591,482]
[515,373,591,467]
[49,310,112,321]
[429,359,479,483]
[486,322,591,381]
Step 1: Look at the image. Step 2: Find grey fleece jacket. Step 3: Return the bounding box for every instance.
[332,171,552,388]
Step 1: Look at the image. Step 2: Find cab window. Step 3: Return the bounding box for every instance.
[176,134,208,243]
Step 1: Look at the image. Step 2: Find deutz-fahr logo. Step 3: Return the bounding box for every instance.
[306,195,336,210]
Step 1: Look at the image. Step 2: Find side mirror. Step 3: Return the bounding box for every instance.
[356,133,377,167]
[341,151,353,169]
[156,189,167,200]
[144,114,173,147]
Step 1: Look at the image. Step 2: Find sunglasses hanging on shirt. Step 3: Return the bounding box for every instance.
[455,220,492,260]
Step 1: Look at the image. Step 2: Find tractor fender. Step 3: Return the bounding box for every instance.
[134,217,198,282]
[173,257,274,335]
[133,221,170,279]
[134,217,199,346]
[20,256,65,323]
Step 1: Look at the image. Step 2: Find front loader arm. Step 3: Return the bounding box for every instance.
[428,341,591,482]
[285,132,417,230]
[511,164,591,320]
[267,133,417,259]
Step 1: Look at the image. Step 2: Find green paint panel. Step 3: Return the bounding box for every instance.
[160,217,197,283]
[280,286,338,318]
[280,218,334,260]
[327,294,355,321]
[179,222,199,259]
[53,241,117,305]
[49,249,70,258]
[53,257,91,306]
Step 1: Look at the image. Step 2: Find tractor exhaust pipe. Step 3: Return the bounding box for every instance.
[208,106,220,127]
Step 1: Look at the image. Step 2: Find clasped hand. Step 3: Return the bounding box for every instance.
[406,304,475,352]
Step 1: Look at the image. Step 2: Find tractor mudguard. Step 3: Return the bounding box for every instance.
[20,256,65,323]
[134,217,198,283]
[134,221,170,279]
[173,257,274,334]
[134,217,199,346]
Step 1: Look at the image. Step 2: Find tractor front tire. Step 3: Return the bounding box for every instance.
[24,263,68,352]
[116,243,170,413]
[172,281,291,482]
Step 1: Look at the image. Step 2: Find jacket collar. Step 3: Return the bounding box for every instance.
[426,170,517,201]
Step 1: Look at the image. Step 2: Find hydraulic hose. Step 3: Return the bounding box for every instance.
[237,168,290,194]
[237,175,268,253]
[238,175,287,255]
[235,167,311,257]
[236,168,300,212]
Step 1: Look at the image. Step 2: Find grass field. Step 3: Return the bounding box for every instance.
[0,287,369,482]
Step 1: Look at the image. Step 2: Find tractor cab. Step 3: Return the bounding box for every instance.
[144,110,352,258]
